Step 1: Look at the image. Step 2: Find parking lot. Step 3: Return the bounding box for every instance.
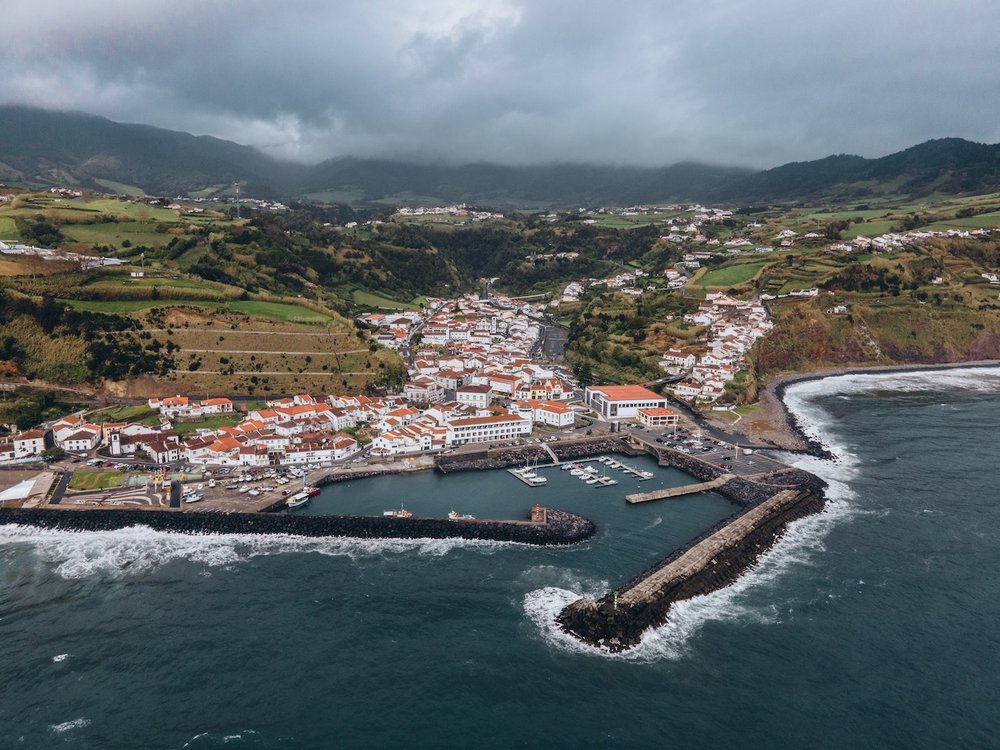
[627,425,783,477]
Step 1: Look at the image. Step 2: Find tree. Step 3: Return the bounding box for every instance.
[42,446,65,461]
[573,360,594,387]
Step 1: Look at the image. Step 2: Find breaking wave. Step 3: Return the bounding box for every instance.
[525,365,1000,660]
[50,718,90,734]
[0,524,517,580]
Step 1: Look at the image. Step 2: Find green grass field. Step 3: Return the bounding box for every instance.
[171,414,243,436]
[92,179,146,197]
[0,216,21,241]
[63,221,177,248]
[59,298,336,324]
[68,471,125,491]
[99,405,161,424]
[697,261,771,287]
[352,289,423,310]
[843,220,897,238]
[922,210,1000,231]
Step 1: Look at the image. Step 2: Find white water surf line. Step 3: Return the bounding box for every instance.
[523,366,1000,661]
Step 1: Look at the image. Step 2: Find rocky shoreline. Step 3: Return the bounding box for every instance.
[721,359,1000,457]
[0,505,596,546]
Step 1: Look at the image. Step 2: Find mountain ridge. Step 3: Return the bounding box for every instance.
[1,105,999,206]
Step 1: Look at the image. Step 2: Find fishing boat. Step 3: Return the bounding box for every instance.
[286,491,311,509]
[383,503,413,518]
[448,510,476,521]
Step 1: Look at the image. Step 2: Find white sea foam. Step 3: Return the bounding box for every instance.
[525,366,1000,660]
[50,718,90,733]
[0,524,516,580]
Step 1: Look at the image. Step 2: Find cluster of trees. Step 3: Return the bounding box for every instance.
[15,215,65,247]
[0,290,175,382]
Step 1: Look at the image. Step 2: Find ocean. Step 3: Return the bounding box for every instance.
[2,366,999,749]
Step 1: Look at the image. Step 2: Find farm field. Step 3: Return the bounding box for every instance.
[351,289,426,310]
[0,216,22,241]
[59,298,337,324]
[89,307,406,397]
[62,221,177,249]
[696,260,771,287]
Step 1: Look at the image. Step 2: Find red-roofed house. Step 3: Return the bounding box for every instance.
[637,407,679,428]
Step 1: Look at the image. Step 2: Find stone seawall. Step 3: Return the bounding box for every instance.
[555,448,827,652]
[557,485,825,651]
[0,507,595,546]
[435,437,640,475]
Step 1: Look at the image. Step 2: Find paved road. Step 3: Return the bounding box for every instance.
[48,470,72,505]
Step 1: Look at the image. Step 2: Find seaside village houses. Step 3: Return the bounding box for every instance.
[659,293,773,403]
[1,292,696,469]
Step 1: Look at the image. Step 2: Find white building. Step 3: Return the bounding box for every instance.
[11,430,46,458]
[637,407,680,428]
[446,413,531,446]
[584,385,669,420]
[456,384,493,409]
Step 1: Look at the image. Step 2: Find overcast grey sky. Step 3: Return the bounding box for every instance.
[2,0,998,167]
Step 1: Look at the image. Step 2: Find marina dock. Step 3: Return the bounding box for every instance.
[625,474,733,503]
[507,467,548,486]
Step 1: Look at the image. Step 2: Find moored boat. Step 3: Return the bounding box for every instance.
[286,491,311,509]
[383,503,413,518]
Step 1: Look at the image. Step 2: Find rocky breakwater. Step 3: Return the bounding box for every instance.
[436,447,551,474]
[0,506,595,546]
[551,437,641,461]
[436,437,641,475]
[556,459,826,652]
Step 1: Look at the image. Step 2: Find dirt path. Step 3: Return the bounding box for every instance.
[182,370,376,376]
[137,329,353,336]
[183,348,369,356]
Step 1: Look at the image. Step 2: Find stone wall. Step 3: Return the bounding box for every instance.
[0,506,596,546]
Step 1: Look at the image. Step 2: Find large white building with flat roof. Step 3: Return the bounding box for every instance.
[584,385,668,420]
[446,413,531,446]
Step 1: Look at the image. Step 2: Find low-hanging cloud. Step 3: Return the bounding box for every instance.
[1,0,998,167]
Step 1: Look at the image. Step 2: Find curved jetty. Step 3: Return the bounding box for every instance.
[556,443,826,652]
[0,506,595,546]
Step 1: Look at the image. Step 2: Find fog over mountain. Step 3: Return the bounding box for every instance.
[2,106,999,207]
[1,1,999,168]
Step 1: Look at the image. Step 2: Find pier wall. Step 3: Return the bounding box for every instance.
[435,437,639,475]
[555,446,827,651]
[557,484,825,650]
[0,507,595,546]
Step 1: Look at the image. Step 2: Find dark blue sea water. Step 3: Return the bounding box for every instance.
[2,366,1000,749]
